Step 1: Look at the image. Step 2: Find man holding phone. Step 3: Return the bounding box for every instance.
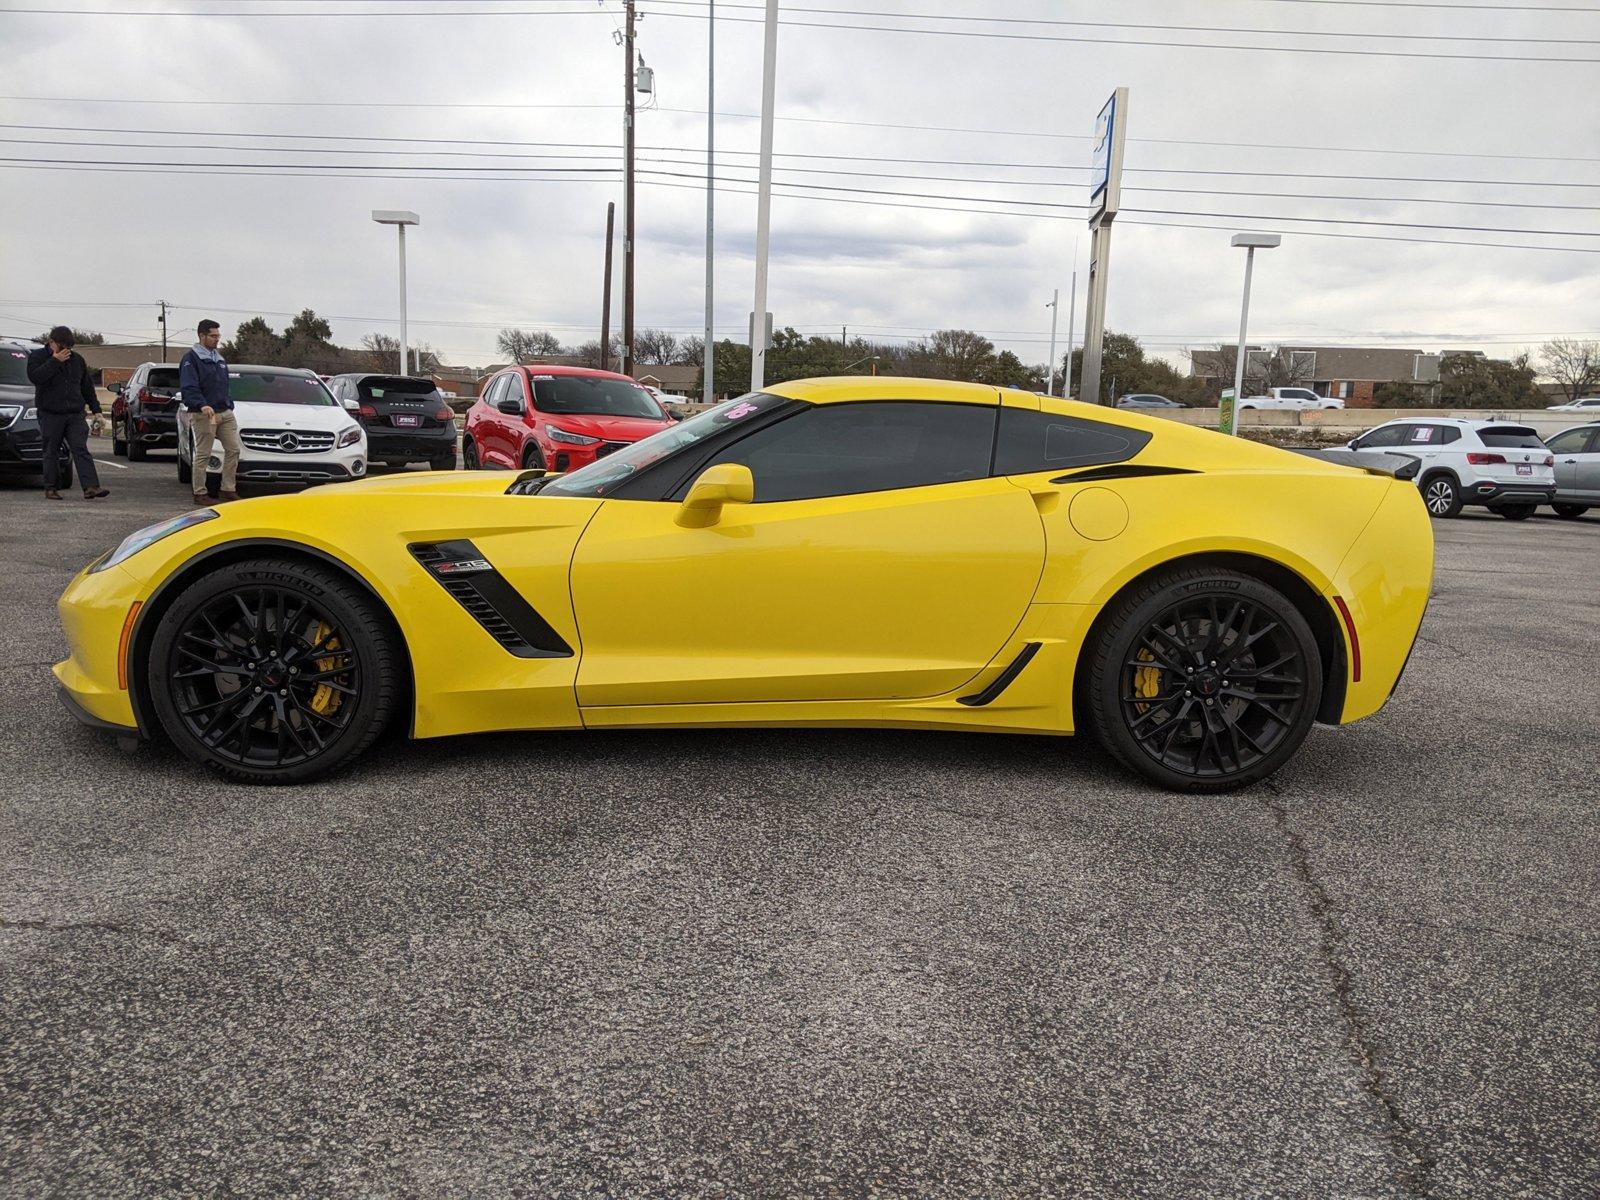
[178,318,240,504]
[26,325,108,501]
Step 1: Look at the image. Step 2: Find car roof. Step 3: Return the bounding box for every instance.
[510,365,638,381]
[229,364,318,376]
[1372,416,1523,430]
[766,376,1005,406]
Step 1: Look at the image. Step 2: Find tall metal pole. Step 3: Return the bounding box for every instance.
[396,223,409,377]
[1064,269,1077,398]
[601,201,615,372]
[1045,288,1059,396]
[158,299,169,363]
[1229,246,1256,438]
[749,0,779,393]
[623,0,637,378]
[703,0,715,403]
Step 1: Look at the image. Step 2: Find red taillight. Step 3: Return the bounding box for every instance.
[358,404,377,418]
[1466,452,1505,465]
[137,387,152,404]
[436,406,454,421]
[1332,595,1362,683]
[1544,455,1555,467]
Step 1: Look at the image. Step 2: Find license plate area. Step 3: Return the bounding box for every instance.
[1516,464,1532,475]
[393,414,422,428]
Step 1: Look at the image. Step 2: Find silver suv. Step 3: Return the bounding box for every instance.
[1347,417,1555,520]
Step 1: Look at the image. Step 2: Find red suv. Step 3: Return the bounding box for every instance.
[463,365,676,473]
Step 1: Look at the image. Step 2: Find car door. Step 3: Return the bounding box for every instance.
[500,373,532,467]
[479,374,512,467]
[1579,429,1600,500]
[568,397,1047,707]
[1550,426,1600,500]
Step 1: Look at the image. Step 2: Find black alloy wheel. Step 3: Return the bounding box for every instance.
[462,438,480,470]
[1498,504,1535,521]
[522,443,546,472]
[1421,474,1462,518]
[1086,567,1323,792]
[148,559,399,783]
[1552,503,1590,518]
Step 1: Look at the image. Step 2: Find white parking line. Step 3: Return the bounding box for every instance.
[94,458,129,470]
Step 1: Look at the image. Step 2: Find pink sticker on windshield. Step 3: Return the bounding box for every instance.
[724,401,759,421]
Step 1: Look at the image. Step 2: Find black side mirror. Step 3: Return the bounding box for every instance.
[497,398,524,416]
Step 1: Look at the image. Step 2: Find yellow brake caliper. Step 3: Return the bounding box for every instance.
[1132,647,1162,713]
[308,622,345,717]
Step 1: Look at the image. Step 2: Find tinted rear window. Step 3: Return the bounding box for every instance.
[993,408,1152,473]
[359,376,437,399]
[1478,426,1545,449]
[147,367,180,389]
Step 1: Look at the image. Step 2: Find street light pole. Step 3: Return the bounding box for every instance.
[1226,232,1281,436]
[623,0,637,377]
[703,0,715,404]
[1045,289,1059,396]
[371,210,420,376]
[749,0,779,393]
[1063,269,1077,398]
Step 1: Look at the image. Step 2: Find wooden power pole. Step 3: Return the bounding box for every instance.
[622,0,637,378]
[600,201,615,372]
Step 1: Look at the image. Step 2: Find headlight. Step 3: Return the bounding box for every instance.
[546,426,599,445]
[91,509,218,574]
[24,407,37,421]
[0,405,20,428]
[337,425,362,448]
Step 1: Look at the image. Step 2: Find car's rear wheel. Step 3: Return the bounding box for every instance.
[1085,567,1323,793]
[112,420,128,457]
[128,436,148,462]
[1552,503,1590,518]
[462,438,480,470]
[429,449,456,471]
[148,558,400,783]
[1498,503,1535,521]
[1421,474,1462,518]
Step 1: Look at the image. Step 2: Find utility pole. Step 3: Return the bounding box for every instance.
[749,0,779,393]
[703,0,715,404]
[622,0,637,378]
[601,201,615,372]
[1080,87,1128,406]
[158,300,169,362]
[1064,268,1077,398]
[1045,289,1059,396]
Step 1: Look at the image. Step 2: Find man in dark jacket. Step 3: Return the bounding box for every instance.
[178,318,240,503]
[26,326,108,501]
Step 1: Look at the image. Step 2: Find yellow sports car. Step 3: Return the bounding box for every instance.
[55,377,1432,792]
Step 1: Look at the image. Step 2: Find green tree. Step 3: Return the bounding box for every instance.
[1374,378,1431,408]
[1438,352,1540,409]
[222,316,284,364]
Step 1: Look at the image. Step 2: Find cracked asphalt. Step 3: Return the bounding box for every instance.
[2,452,1597,1198]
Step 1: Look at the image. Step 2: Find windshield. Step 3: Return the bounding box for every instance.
[532,374,665,419]
[229,372,336,406]
[0,348,29,386]
[540,393,788,499]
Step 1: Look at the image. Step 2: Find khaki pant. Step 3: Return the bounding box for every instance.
[192,409,242,494]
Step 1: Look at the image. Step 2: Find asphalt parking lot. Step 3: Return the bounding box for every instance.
[2,446,1597,1198]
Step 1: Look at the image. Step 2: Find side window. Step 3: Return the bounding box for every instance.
[993,408,1152,474]
[1437,425,1461,445]
[484,375,507,407]
[503,374,527,413]
[1400,424,1438,446]
[1547,428,1591,454]
[692,401,995,503]
[1355,425,1404,449]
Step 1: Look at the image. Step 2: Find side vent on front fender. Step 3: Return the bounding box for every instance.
[408,540,573,659]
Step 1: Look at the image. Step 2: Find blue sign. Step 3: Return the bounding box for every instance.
[1091,92,1117,203]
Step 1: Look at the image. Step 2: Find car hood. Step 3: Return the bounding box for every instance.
[0,382,33,404]
[541,412,674,440]
[230,401,360,432]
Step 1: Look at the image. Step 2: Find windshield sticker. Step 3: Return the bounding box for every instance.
[1410,427,1432,442]
[721,401,760,421]
[532,374,556,381]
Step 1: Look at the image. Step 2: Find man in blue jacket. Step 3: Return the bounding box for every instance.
[179,319,240,504]
[27,325,108,500]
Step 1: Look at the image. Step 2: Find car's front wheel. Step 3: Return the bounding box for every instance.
[1084,566,1323,793]
[1421,474,1462,518]
[1552,503,1590,518]
[148,558,401,783]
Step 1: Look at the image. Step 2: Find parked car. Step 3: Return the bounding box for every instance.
[1545,423,1600,518]
[1547,397,1600,413]
[1346,417,1554,519]
[463,365,676,473]
[111,361,182,460]
[55,377,1431,793]
[0,337,74,485]
[1116,394,1187,409]
[326,373,456,471]
[177,365,366,491]
[1238,387,1343,411]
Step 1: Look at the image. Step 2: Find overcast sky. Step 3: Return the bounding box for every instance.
[1,0,1597,374]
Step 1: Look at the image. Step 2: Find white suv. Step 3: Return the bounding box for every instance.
[178,365,367,490]
[1346,417,1555,520]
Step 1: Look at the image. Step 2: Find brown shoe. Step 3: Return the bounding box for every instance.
[44,489,62,500]
[218,490,240,503]
[84,487,109,499]
[193,492,211,506]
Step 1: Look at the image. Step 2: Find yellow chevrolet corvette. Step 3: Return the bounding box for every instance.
[55,377,1432,792]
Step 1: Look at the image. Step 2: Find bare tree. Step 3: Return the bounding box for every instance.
[633,328,680,364]
[1539,338,1600,403]
[673,335,705,366]
[361,332,440,374]
[497,328,565,363]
